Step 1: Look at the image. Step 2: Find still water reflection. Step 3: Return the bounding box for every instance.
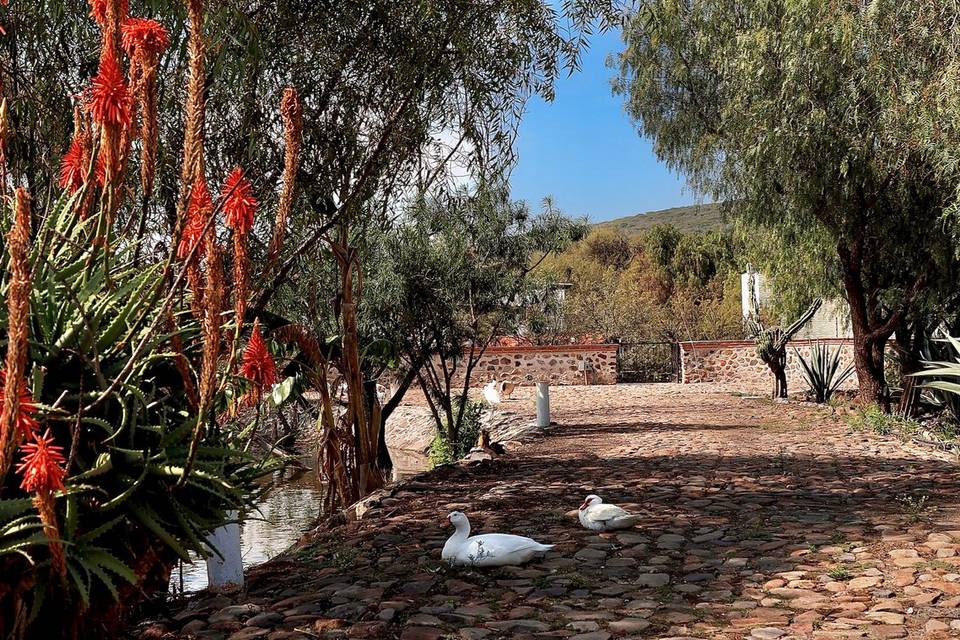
[170,451,427,593]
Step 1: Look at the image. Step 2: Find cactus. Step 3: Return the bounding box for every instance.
[748,299,822,398]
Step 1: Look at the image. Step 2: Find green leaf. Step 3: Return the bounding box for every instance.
[127,503,192,561]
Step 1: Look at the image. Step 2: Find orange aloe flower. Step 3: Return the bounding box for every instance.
[240,320,277,393]
[58,137,88,193]
[222,167,257,235]
[0,369,39,439]
[16,430,66,493]
[121,18,170,58]
[177,176,213,259]
[89,49,132,127]
[88,0,128,26]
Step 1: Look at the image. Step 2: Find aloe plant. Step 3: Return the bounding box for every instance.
[0,2,298,636]
[795,343,854,403]
[0,192,278,636]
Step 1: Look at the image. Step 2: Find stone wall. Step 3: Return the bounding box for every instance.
[455,344,619,387]
[679,338,858,391]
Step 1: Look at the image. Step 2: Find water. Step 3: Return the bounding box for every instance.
[170,451,428,593]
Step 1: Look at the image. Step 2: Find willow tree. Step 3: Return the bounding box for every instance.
[615,0,960,408]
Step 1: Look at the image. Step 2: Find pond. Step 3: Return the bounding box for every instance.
[170,449,428,593]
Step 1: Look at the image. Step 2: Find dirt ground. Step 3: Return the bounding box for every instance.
[143,383,960,640]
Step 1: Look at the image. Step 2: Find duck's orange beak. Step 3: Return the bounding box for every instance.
[578,500,589,511]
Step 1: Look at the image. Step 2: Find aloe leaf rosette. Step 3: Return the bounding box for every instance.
[0,192,277,636]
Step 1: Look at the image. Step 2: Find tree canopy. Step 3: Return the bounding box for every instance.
[615,0,960,406]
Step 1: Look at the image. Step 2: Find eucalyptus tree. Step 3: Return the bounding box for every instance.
[615,0,960,408]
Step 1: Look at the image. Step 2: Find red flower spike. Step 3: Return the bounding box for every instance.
[88,0,107,24]
[59,137,87,193]
[89,50,132,127]
[177,176,213,259]
[121,18,170,57]
[240,320,277,392]
[222,167,257,235]
[0,369,39,439]
[88,0,128,25]
[16,430,66,493]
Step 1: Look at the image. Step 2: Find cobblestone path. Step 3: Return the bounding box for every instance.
[155,385,960,640]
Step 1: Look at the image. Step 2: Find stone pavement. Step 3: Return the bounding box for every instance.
[150,384,960,640]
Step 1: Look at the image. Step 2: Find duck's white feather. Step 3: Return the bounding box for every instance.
[443,513,553,567]
[444,533,552,567]
[579,501,642,531]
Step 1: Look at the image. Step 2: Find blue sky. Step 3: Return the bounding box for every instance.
[509,31,700,223]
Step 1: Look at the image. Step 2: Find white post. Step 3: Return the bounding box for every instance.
[535,382,550,428]
[206,511,243,591]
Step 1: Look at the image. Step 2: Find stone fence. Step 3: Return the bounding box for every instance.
[679,338,858,391]
[455,344,619,387]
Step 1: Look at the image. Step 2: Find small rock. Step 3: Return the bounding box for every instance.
[635,573,670,588]
[848,576,882,591]
[608,618,651,634]
[400,627,444,640]
[245,612,282,628]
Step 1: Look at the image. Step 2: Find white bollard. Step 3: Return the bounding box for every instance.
[535,382,550,428]
[206,511,244,591]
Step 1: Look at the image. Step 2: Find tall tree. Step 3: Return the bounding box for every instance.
[4,0,631,509]
[615,0,960,407]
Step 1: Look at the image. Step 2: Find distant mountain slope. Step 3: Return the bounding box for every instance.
[594,202,726,236]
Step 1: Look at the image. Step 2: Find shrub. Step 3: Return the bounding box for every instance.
[850,405,919,439]
[428,400,484,467]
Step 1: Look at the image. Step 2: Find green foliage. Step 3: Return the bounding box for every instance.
[897,494,933,523]
[0,195,276,635]
[641,224,683,274]
[539,225,744,343]
[827,565,851,581]
[795,344,854,403]
[615,0,960,403]
[428,400,484,467]
[850,405,919,440]
[368,185,586,443]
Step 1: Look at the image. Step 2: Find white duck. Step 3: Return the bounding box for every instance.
[442,511,553,567]
[578,495,642,531]
[482,381,503,407]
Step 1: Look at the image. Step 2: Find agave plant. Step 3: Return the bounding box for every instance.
[912,335,960,418]
[795,342,854,403]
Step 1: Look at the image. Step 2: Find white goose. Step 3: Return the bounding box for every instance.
[578,494,642,531]
[442,511,553,567]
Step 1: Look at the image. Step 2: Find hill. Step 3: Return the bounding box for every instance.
[594,202,725,236]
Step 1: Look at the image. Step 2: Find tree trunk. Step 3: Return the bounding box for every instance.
[839,243,893,410]
[363,379,392,472]
[851,333,889,409]
[335,238,384,498]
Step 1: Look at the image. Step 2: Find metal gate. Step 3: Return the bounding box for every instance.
[617,341,680,383]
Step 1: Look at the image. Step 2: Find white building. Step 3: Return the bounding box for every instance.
[741,269,850,339]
